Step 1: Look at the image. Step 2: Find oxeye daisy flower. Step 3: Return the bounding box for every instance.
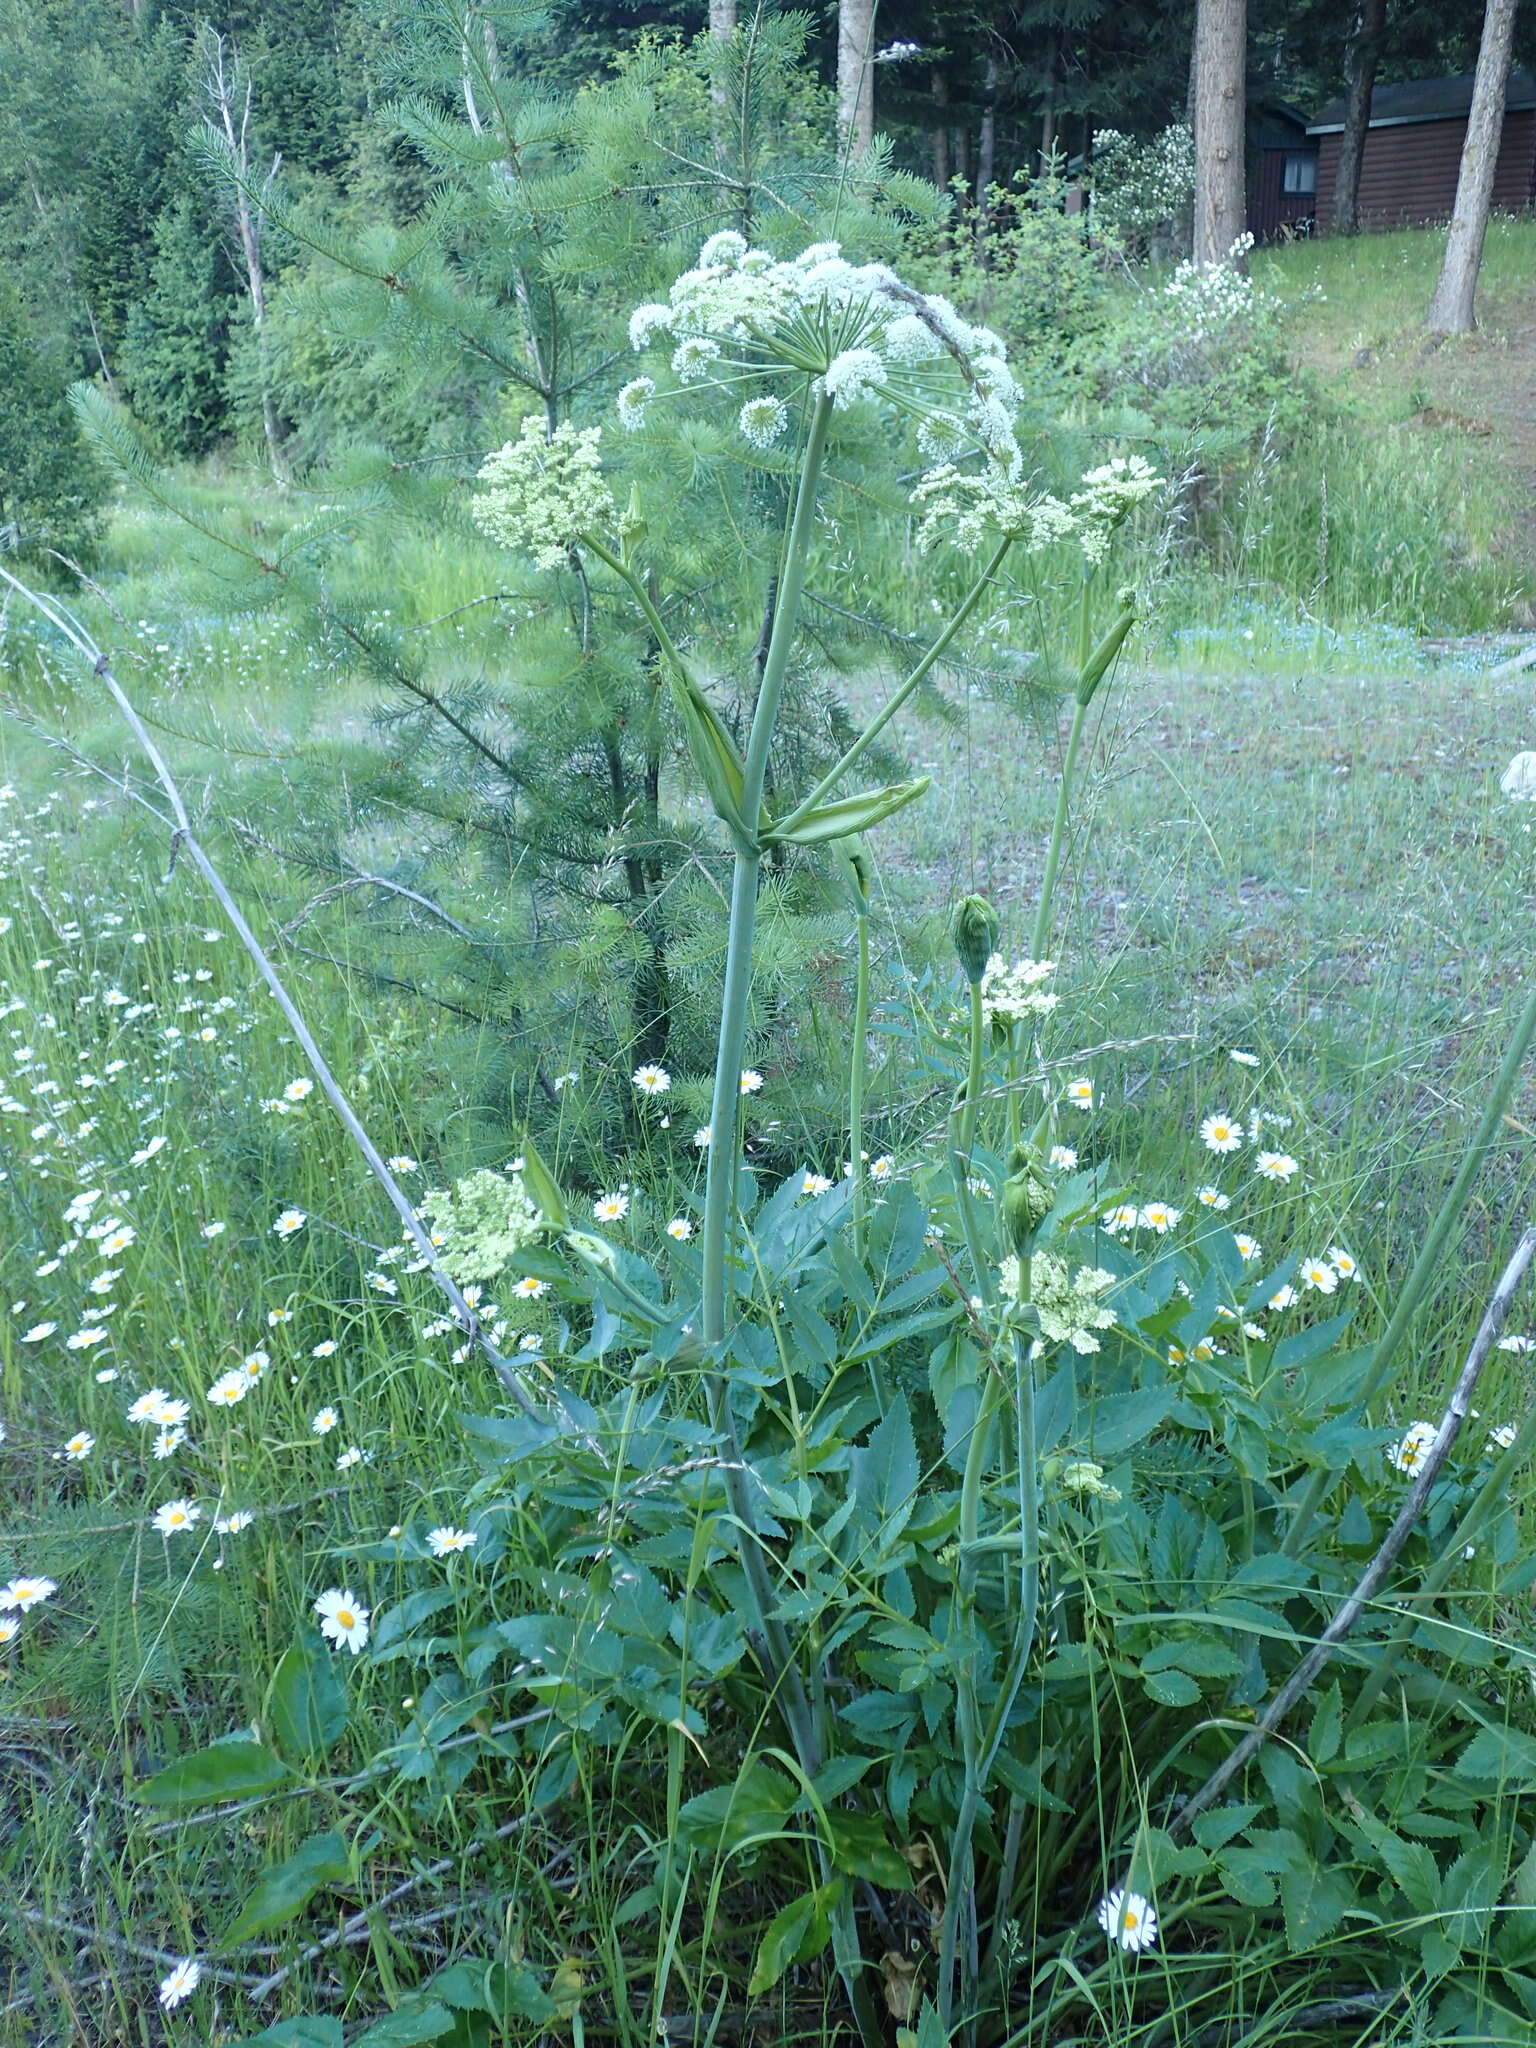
[1488,1422,1518,1452]
[1097,1887,1157,1952]
[1326,1246,1359,1281]
[1101,1203,1139,1234]
[801,1172,833,1196]
[1388,1420,1437,1477]
[739,1069,764,1095]
[427,1526,477,1556]
[512,1276,549,1299]
[1138,1201,1181,1234]
[282,1078,314,1103]
[0,1575,57,1611]
[311,1407,339,1435]
[273,1208,307,1238]
[21,1321,57,1342]
[65,1327,108,1350]
[242,1350,269,1381]
[632,1063,670,1096]
[200,1221,226,1239]
[63,1431,94,1460]
[153,1426,187,1460]
[386,1155,418,1174]
[314,1587,370,1654]
[1194,1186,1230,1210]
[151,1499,200,1536]
[1229,1049,1260,1067]
[336,1444,370,1471]
[1255,1151,1299,1183]
[666,1217,693,1240]
[1497,1333,1534,1353]
[1267,1283,1299,1311]
[206,1371,248,1406]
[870,1155,895,1182]
[1234,1233,1261,1260]
[593,1193,629,1222]
[311,1338,338,1358]
[214,1510,254,1534]
[1298,1257,1338,1295]
[128,1389,171,1424]
[1048,1144,1078,1171]
[0,1617,19,1646]
[157,1959,201,2010]
[1199,1113,1242,1154]
[693,1125,712,1148]
[1065,1078,1093,1110]
[1242,1321,1267,1341]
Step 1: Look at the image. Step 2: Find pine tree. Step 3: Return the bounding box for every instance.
[0,279,105,568]
[77,2,951,1181]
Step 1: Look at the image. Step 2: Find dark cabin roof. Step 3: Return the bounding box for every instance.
[1309,67,1536,135]
[1254,101,1315,151]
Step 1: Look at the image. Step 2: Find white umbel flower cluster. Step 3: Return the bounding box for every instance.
[472,416,615,571]
[979,953,1059,1027]
[1000,1250,1118,1354]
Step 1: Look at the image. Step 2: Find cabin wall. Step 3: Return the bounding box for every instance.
[1316,107,1536,229]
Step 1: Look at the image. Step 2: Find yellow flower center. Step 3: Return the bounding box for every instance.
[336,1608,355,1629]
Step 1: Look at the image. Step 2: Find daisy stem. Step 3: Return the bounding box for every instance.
[1030,700,1089,967]
[1281,975,1536,1557]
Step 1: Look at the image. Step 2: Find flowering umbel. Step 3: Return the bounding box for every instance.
[472,417,615,571]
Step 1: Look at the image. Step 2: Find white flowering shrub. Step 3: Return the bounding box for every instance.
[1090,124,1195,250]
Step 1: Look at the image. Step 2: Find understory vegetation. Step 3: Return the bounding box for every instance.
[2,9,1536,2048]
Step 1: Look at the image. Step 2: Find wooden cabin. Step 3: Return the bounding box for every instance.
[1249,105,1320,241]
[1308,68,1536,232]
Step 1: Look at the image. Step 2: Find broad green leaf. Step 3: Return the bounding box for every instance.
[1087,1386,1172,1459]
[352,2001,457,2047]
[1190,1804,1262,1853]
[676,1760,799,1857]
[223,1830,351,1946]
[1440,1843,1505,1950]
[823,1810,912,1888]
[232,2023,344,2048]
[765,777,930,849]
[748,1881,839,1996]
[516,1138,567,1230]
[1511,1837,1536,1908]
[669,669,750,837]
[268,1634,348,1762]
[1140,1665,1201,1707]
[1308,1681,1343,1766]
[136,1738,291,1808]
[1280,1861,1354,1948]
[1216,1850,1277,1907]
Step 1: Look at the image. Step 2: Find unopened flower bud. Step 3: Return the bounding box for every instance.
[953,894,999,986]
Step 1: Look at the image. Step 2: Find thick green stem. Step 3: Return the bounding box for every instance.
[949,980,994,1300]
[776,535,1013,837]
[849,898,871,1258]
[1282,975,1536,1557]
[700,391,835,1346]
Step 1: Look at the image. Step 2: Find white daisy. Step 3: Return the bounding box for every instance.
[593,1193,629,1222]
[1199,1113,1243,1154]
[273,1208,307,1238]
[314,1587,370,1654]
[1065,1078,1093,1110]
[1097,1887,1157,1953]
[311,1407,339,1435]
[0,1575,57,1612]
[1298,1257,1338,1295]
[151,1499,200,1536]
[157,1959,201,2010]
[632,1064,671,1096]
[427,1526,477,1556]
[1255,1152,1299,1183]
[666,1217,693,1241]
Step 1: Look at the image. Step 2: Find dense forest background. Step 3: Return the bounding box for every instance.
[0,0,1498,471]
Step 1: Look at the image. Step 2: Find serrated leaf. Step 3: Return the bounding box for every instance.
[268,1635,348,1762]
[1191,1803,1262,1853]
[1455,1724,1536,1785]
[224,1830,351,1946]
[232,2022,344,2048]
[1280,1861,1354,1949]
[136,1739,291,1808]
[1141,1665,1201,1707]
[824,1810,912,1888]
[1309,1681,1343,1765]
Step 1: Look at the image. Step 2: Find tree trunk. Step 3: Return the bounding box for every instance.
[1192,0,1247,266]
[974,55,999,208]
[836,0,876,158]
[1426,0,1517,333]
[708,0,736,33]
[1332,0,1387,234]
[932,68,950,189]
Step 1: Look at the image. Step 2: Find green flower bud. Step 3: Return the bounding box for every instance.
[1001,1163,1053,1253]
[953,894,999,986]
